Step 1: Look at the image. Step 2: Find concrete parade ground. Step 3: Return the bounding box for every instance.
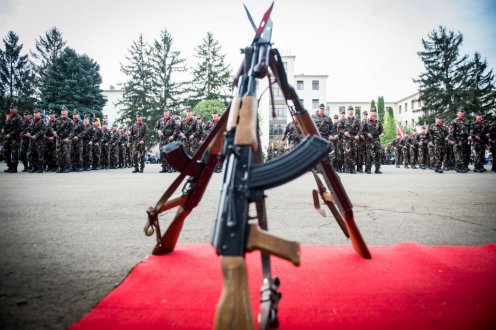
[0,162,495,329]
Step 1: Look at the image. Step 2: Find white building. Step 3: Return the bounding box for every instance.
[101,86,124,127]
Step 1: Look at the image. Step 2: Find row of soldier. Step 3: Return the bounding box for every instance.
[268,105,496,174]
[2,105,223,174]
[269,104,384,174]
[390,110,496,173]
[1,105,143,173]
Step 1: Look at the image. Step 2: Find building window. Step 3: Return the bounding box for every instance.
[405,102,408,112]
[312,80,319,90]
[405,121,408,128]
[273,86,281,97]
[312,99,319,109]
[411,119,415,127]
[297,80,304,90]
[399,105,402,114]
[272,105,287,120]
[269,123,286,140]
[411,100,415,110]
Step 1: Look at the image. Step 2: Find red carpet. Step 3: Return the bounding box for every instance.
[71,243,496,329]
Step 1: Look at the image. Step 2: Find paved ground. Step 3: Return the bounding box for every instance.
[0,162,495,329]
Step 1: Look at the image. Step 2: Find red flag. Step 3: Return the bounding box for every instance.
[396,123,405,139]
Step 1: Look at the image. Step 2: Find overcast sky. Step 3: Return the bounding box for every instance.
[1,0,495,102]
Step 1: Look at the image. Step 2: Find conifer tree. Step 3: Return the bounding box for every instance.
[189,32,231,107]
[377,96,385,121]
[415,26,469,121]
[117,34,154,128]
[38,47,106,117]
[465,52,495,120]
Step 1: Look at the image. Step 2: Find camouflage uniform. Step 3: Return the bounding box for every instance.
[131,122,149,172]
[365,117,384,173]
[343,116,361,173]
[91,125,103,170]
[125,130,133,167]
[402,137,410,168]
[100,126,111,169]
[429,123,448,172]
[118,130,128,168]
[450,117,471,172]
[20,116,33,171]
[204,117,223,172]
[357,118,367,172]
[44,117,57,171]
[266,144,274,161]
[155,116,178,172]
[488,121,496,172]
[71,118,85,171]
[53,116,74,172]
[409,134,419,169]
[109,127,120,169]
[28,116,47,172]
[418,132,430,169]
[192,118,203,154]
[282,121,302,146]
[81,122,93,171]
[2,111,23,172]
[393,138,403,167]
[385,142,393,165]
[470,120,488,172]
[334,118,346,172]
[180,117,198,156]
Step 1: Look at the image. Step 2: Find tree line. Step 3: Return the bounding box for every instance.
[0,28,106,129]
[116,30,232,148]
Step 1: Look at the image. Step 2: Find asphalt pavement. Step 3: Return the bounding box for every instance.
[0,162,495,329]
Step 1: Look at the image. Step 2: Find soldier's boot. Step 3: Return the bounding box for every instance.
[375,167,382,174]
[480,166,487,172]
[29,166,37,173]
[411,165,418,169]
[404,164,409,168]
[437,166,444,173]
[132,167,139,173]
[395,164,400,168]
[167,166,173,173]
[357,166,363,173]
[462,165,470,173]
[350,167,357,174]
[56,167,63,173]
[474,166,481,173]
[37,167,44,173]
[365,167,372,174]
[139,166,144,173]
[160,166,167,173]
[63,167,70,173]
[76,166,83,172]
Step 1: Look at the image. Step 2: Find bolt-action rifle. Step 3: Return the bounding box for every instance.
[144,2,371,329]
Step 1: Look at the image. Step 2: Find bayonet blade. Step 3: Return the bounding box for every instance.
[243,3,257,32]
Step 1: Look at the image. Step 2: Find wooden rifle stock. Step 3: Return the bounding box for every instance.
[246,222,300,266]
[234,96,258,150]
[152,207,192,255]
[213,256,254,330]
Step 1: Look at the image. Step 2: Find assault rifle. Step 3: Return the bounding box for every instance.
[144,2,371,329]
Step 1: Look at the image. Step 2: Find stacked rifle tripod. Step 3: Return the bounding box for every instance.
[144,3,371,329]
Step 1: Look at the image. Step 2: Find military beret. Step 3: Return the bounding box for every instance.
[113,123,118,127]
[73,109,78,115]
[9,103,17,108]
[333,114,339,119]
[370,108,377,113]
[84,114,90,119]
[93,117,99,122]
[363,111,368,115]
[102,121,108,125]
[458,108,466,113]
[435,114,443,119]
[212,111,218,115]
[61,105,69,111]
[163,107,170,112]
[340,110,345,114]
[49,110,55,115]
[186,108,193,112]
[319,103,325,109]
[136,111,143,116]
[370,106,376,111]
[347,106,354,110]
[33,108,41,113]
[23,111,31,115]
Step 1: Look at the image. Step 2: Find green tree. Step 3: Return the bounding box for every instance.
[38,47,106,117]
[193,99,225,121]
[189,32,232,107]
[377,96,385,121]
[414,26,470,121]
[370,99,376,110]
[355,107,361,117]
[30,27,66,94]
[381,107,396,143]
[465,52,495,121]
[118,34,156,147]
[150,29,187,112]
[0,31,36,127]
